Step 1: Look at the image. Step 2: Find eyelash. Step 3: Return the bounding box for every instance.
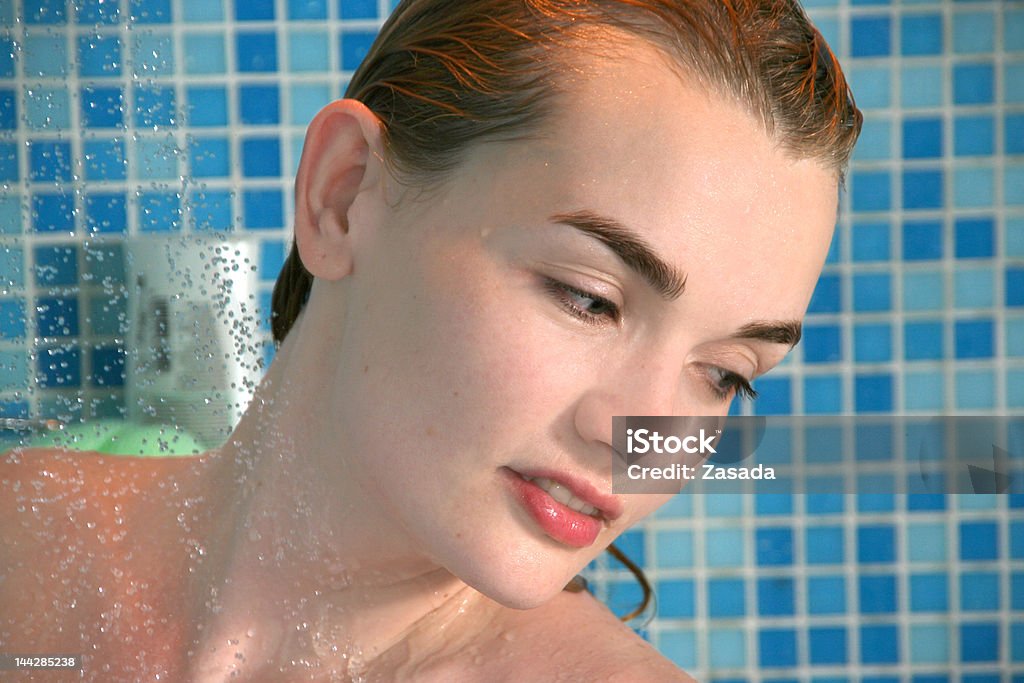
[542,277,759,403]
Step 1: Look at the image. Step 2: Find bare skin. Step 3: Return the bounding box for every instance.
[0,37,836,682]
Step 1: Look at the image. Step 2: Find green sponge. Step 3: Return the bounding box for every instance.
[18,420,206,457]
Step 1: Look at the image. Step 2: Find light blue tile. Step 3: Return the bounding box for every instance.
[0,195,21,234]
[852,118,891,161]
[849,66,891,109]
[954,167,994,208]
[658,630,697,670]
[1006,164,1024,205]
[182,0,222,21]
[132,33,174,75]
[0,246,23,287]
[902,271,945,311]
[708,629,746,669]
[904,371,945,411]
[1007,9,1024,51]
[957,494,997,511]
[0,0,11,23]
[184,34,226,74]
[953,12,994,53]
[0,350,28,390]
[653,494,692,519]
[24,33,68,77]
[816,16,841,55]
[1008,62,1024,104]
[25,88,70,131]
[907,522,946,561]
[655,530,693,568]
[1008,318,1024,357]
[288,30,329,72]
[290,133,304,176]
[910,624,949,663]
[1010,369,1024,408]
[289,82,331,126]
[956,369,994,410]
[705,528,745,567]
[704,493,744,517]
[954,267,994,308]
[134,137,179,179]
[1008,218,1024,258]
[901,65,943,108]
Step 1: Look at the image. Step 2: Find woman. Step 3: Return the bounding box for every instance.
[1,0,860,680]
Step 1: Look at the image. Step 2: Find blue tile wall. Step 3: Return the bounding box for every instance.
[1,0,1021,679]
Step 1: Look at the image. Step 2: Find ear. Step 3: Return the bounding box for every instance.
[293,99,385,281]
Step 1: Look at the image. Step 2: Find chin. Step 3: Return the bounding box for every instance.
[449,542,585,611]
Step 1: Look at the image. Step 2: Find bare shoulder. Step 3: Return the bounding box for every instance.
[490,588,695,683]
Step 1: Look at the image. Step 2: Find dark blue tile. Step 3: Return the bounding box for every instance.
[759,630,797,668]
[243,189,284,229]
[89,346,125,387]
[187,86,229,127]
[860,625,899,664]
[902,220,943,260]
[955,217,994,258]
[954,64,994,105]
[25,0,67,23]
[852,222,890,261]
[852,171,891,211]
[954,320,993,359]
[756,528,793,566]
[753,377,790,415]
[908,492,947,511]
[852,16,891,57]
[857,492,894,512]
[0,39,11,79]
[34,245,78,286]
[189,137,231,178]
[855,423,893,461]
[959,521,998,560]
[803,325,841,363]
[910,573,948,611]
[76,0,121,24]
[807,274,841,314]
[1007,114,1024,155]
[0,300,26,340]
[809,627,847,665]
[904,321,944,360]
[859,575,897,613]
[806,527,844,564]
[1006,268,1024,307]
[708,578,745,617]
[241,137,281,177]
[903,118,943,158]
[236,0,275,20]
[757,577,794,616]
[239,84,280,124]
[1011,521,1024,559]
[960,571,999,610]
[807,491,845,514]
[138,192,181,233]
[657,580,694,618]
[960,623,999,662]
[855,374,893,412]
[32,194,74,232]
[808,576,846,614]
[36,298,79,337]
[0,143,16,182]
[901,14,942,55]
[77,35,121,77]
[903,170,944,209]
[340,30,376,70]
[259,241,285,281]
[853,273,891,312]
[81,86,125,128]
[129,0,171,23]
[289,0,327,19]
[1013,573,1024,610]
[0,89,16,130]
[858,524,895,562]
[29,141,73,182]
[0,400,30,419]
[85,194,127,234]
[134,85,176,127]
[340,0,377,18]
[83,139,127,181]
[190,190,234,232]
[614,529,645,566]
[854,323,891,362]
[37,346,81,388]
[755,494,792,515]
[236,32,278,72]
[956,115,994,156]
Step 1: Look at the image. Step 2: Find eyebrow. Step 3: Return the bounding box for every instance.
[734,320,803,347]
[549,210,688,301]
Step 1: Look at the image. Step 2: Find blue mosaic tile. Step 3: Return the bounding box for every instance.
[131,32,174,74]
[960,571,999,610]
[759,629,797,668]
[25,0,67,23]
[29,140,73,182]
[237,32,278,72]
[809,627,847,665]
[804,376,843,414]
[907,522,946,562]
[954,268,993,308]
[129,0,171,23]
[189,137,231,178]
[242,137,282,177]
[955,217,994,258]
[903,117,942,158]
[89,346,125,387]
[960,623,999,662]
[854,323,891,362]
[756,528,793,566]
[910,572,948,611]
[243,189,284,229]
[187,86,229,127]
[954,319,993,359]
[953,12,994,53]
[859,575,898,613]
[138,191,182,232]
[955,115,994,156]
[959,521,998,560]
[239,84,280,124]
[861,625,899,664]
[76,0,121,23]
[236,0,274,20]
[858,524,896,562]
[1007,268,1024,307]
[36,345,81,388]
[753,377,791,415]
[853,273,891,312]
[910,625,948,664]
[36,297,79,337]
[901,64,943,108]
[83,139,127,181]
[289,0,327,20]
[852,170,891,212]
[808,575,846,614]
[33,245,78,286]
[81,86,125,128]
[708,577,745,617]
[31,193,73,233]
[851,16,891,57]
[807,274,841,313]
[954,63,994,105]
[902,169,944,209]
[955,369,994,409]
[0,300,27,340]
[134,85,177,127]
[954,167,994,208]
[288,31,329,72]
[289,83,332,125]
[900,13,942,55]
[757,577,794,616]
[852,221,890,261]
[902,271,944,311]
[184,34,227,74]
[25,88,70,131]
[705,528,745,567]
[77,35,121,77]
[182,0,222,21]
[189,189,234,232]
[340,30,377,70]
[339,0,377,19]
[708,629,746,669]
[655,529,693,568]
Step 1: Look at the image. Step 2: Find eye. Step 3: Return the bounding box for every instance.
[542,277,620,326]
[706,365,758,402]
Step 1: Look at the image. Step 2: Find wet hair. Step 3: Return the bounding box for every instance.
[271,0,861,620]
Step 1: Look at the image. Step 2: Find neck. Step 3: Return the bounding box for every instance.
[186,305,497,679]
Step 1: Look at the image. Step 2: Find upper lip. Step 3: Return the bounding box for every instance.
[509,466,624,522]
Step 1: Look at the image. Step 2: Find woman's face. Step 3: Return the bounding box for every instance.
[322,43,838,608]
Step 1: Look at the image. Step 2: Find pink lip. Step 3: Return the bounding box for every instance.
[502,467,622,548]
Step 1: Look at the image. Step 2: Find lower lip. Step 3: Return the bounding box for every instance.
[504,469,603,548]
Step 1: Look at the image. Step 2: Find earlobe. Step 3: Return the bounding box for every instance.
[293,99,384,281]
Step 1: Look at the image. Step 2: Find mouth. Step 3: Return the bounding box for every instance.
[519,474,602,517]
[503,467,622,548]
